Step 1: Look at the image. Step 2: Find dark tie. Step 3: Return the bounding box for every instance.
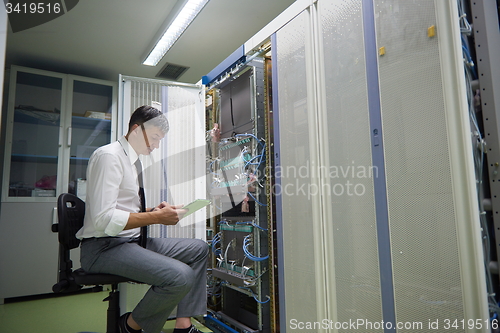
[134,159,148,248]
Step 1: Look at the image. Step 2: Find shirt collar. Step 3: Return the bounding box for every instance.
[118,136,139,165]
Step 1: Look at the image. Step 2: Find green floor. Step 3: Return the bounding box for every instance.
[0,291,211,333]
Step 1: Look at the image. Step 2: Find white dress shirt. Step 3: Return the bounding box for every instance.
[76,136,142,239]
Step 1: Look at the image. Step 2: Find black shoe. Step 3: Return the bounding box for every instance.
[187,325,203,333]
[119,312,142,333]
[118,312,130,333]
[173,325,202,333]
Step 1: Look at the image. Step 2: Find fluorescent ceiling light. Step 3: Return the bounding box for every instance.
[143,0,210,66]
[142,0,210,66]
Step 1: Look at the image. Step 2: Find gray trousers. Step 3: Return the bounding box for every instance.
[80,236,208,333]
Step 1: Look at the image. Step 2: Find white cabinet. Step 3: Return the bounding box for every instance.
[0,66,117,300]
[2,66,117,200]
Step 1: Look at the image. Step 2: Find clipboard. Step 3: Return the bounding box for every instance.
[181,199,211,218]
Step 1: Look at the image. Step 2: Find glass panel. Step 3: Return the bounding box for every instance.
[9,71,62,197]
[69,80,112,198]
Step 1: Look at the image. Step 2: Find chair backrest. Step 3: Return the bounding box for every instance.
[57,193,85,250]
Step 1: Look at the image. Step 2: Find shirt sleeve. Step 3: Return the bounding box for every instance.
[86,151,131,236]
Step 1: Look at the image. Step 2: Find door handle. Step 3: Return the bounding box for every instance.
[67,127,72,147]
[51,206,58,232]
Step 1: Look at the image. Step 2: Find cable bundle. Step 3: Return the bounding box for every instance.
[243,234,268,261]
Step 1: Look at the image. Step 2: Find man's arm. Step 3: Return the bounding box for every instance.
[123,203,186,230]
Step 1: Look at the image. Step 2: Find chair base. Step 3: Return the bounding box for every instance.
[103,284,121,333]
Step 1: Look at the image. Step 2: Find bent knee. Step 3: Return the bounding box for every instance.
[165,265,195,292]
[189,239,209,261]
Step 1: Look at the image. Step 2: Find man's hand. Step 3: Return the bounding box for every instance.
[155,202,187,225]
[125,202,187,230]
[150,201,167,212]
[171,204,188,220]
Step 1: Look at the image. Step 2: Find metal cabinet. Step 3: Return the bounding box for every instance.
[0,66,117,300]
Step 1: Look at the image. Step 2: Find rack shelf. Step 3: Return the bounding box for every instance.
[14,109,60,126]
[13,110,111,132]
[11,154,58,163]
[72,115,111,130]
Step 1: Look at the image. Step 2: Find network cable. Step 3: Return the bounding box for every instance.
[236,221,268,231]
[243,234,268,262]
[210,231,222,256]
[241,287,270,304]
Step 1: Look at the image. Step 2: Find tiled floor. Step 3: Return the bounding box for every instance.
[0,290,211,333]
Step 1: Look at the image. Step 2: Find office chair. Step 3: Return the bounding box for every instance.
[52,193,132,333]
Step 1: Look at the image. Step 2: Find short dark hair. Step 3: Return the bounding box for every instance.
[128,105,169,134]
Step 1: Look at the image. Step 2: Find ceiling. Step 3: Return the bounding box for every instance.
[4,0,296,84]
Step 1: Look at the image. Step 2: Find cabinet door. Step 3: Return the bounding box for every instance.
[3,68,65,201]
[0,202,59,299]
[66,79,114,200]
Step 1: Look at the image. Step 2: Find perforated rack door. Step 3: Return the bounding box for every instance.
[375,0,487,329]
[319,0,384,327]
[275,8,330,329]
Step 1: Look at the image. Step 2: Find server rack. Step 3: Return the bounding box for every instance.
[204,50,277,333]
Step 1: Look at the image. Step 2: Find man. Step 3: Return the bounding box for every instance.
[76,105,208,333]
